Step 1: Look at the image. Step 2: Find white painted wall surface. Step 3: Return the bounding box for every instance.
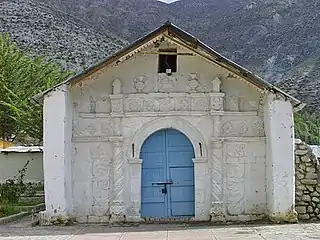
[40,85,73,224]
[0,151,43,183]
[264,93,296,222]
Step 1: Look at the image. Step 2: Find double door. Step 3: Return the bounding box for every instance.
[140,129,195,218]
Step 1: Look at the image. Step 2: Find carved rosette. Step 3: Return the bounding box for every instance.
[210,140,226,221]
[110,141,125,222]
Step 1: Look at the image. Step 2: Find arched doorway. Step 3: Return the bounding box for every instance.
[140,128,195,218]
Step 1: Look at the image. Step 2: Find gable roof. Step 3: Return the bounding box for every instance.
[33,21,304,110]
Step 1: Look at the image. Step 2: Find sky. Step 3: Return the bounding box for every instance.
[157,0,180,3]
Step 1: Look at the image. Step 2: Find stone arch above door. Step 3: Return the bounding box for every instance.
[128,117,208,159]
[126,117,210,222]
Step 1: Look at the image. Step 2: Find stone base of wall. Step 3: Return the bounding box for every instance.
[295,140,320,221]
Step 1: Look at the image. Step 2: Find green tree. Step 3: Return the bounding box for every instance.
[294,110,320,145]
[0,34,72,144]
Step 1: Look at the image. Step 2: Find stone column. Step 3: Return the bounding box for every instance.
[109,93,125,222]
[110,140,125,222]
[127,158,143,221]
[264,93,297,223]
[40,84,73,225]
[210,139,226,222]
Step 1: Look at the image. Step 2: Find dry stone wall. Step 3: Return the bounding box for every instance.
[295,139,320,221]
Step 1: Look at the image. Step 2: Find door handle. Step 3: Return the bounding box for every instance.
[152,181,173,185]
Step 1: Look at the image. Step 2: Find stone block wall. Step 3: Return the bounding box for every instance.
[295,140,320,221]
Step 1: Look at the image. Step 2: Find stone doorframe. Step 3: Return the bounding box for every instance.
[126,117,210,221]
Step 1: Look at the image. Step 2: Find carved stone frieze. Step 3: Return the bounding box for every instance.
[159,97,175,112]
[221,117,265,137]
[175,97,191,111]
[123,93,222,113]
[73,118,113,138]
[226,96,239,111]
[126,98,142,112]
[191,94,209,111]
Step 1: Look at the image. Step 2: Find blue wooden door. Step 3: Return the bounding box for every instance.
[140,129,195,218]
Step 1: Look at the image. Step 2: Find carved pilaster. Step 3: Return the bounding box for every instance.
[110,140,125,222]
[110,94,124,117]
[113,118,122,136]
[210,139,226,222]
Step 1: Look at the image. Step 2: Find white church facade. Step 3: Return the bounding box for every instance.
[36,22,304,225]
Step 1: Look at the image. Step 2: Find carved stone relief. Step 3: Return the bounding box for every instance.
[123,93,214,113]
[133,75,147,93]
[212,77,221,93]
[225,143,246,215]
[112,78,122,94]
[159,98,175,112]
[175,97,191,111]
[73,118,113,138]
[90,144,112,216]
[226,96,239,111]
[154,73,177,92]
[221,117,265,137]
[188,73,200,92]
[210,96,224,111]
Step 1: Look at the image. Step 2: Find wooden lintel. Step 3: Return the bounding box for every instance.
[140,51,194,56]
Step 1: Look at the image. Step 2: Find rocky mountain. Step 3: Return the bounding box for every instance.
[1,0,320,108]
[0,0,127,73]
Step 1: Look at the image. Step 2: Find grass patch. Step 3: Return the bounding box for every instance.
[0,204,20,218]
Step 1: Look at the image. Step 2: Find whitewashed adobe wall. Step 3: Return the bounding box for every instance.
[41,37,296,224]
[0,147,43,183]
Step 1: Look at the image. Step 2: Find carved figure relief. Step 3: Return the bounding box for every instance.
[133,75,147,93]
[155,73,177,92]
[212,77,221,92]
[188,73,200,92]
[112,78,122,94]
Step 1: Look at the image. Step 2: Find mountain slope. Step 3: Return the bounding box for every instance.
[1,0,320,108]
[0,0,127,73]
